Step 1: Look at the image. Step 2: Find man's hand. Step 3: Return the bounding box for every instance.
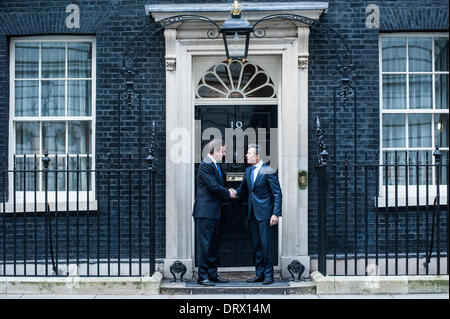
[270,215,279,226]
[229,188,237,199]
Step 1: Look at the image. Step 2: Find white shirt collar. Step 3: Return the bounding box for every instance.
[254,160,264,169]
[207,154,218,164]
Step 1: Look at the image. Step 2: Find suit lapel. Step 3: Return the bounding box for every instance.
[247,167,253,191]
[218,163,224,185]
[252,164,265,190]
[212,162,223,185]
[204,158,223,185]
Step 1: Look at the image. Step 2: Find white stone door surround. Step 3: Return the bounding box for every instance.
[146,2,328,279]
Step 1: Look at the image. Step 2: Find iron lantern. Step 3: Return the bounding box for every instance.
[219,1,253,62]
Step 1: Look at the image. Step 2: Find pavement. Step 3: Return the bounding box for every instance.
[0,293,448,299]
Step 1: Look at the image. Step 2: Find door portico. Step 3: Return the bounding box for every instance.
[145,3,327,279]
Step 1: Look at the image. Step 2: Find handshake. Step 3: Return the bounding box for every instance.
[228,188,238,199]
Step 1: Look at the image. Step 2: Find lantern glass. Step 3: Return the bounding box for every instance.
[223,31,249,61]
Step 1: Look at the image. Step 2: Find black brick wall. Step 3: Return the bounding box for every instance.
[307,0,448,256]
[0,0,448,264]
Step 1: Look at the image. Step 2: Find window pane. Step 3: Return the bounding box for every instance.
[246,85,275,98]
[229,60,241,89]
[240,63,257,90]
[45,156,66,191]
[68,156,92,191]
[439,151,448,185]
[382,37,406,72]
[435,114,449,148]
[204,72,227,93]
[68,121,91,154]
[14,156,38,191]
[15,43,39,79]
[408,37,432,72]
[435,37,449,71]
[383,114,405,148]
[382,151,406,185]
[41,80,65,116]
[15,122,39,155]
[68,42,92,78]
[215,64,232,89]
[197,85,225,98]
[409,74,432,109]
[408,114,432,148]
[68,80,92,116]
[436,74,449,109]
[15,80,38,116]
[41,42,65,78]
[42,121,65,154]
[382,75,406,109]
[408,151,432,186]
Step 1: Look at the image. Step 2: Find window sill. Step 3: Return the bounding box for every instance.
[375,185,447,208]
[0,200,98,213]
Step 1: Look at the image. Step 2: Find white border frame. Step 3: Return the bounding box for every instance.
[5,36,96,212]
[163,32,308,278]
[378,32,449,207]
[192,54,282,269]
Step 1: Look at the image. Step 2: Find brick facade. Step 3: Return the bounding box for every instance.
[0,0,448,265]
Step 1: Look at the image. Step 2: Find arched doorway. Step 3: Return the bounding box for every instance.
[194,58,280,267]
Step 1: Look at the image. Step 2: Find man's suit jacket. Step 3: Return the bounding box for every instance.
[236,163,282,221]
[192,157,229,220]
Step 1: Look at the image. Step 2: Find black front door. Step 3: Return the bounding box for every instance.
[195,105,278,267]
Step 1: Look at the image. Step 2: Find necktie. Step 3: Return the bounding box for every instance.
[250,166,255,188]
[215,163,222,180]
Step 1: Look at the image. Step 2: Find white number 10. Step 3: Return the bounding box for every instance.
[231,121,243,128]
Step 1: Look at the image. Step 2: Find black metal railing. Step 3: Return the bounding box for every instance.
[316,144,449,276]
[0,148,157,277]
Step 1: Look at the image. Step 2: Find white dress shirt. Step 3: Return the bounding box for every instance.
[208,154,221,174]
[207,154,217,164]
[252,160,264,184]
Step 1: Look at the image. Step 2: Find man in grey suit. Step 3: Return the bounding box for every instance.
[234,144,282,285]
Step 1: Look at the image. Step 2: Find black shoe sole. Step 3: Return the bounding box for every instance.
[246,278,265,283]
[197,281,216,286]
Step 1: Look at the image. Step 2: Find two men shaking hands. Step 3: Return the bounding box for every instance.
[192,139,282,286]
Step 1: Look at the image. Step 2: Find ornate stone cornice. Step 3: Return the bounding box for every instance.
[146,2,328,27]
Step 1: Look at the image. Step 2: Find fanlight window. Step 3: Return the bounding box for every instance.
[196,60,276,99]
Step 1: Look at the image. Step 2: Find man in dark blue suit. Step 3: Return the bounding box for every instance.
[193,139,235,286]
[235,144,282,285]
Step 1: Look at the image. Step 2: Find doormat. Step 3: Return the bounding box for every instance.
[185,280,290,287]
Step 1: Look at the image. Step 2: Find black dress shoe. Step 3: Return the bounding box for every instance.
[210,276,229,283]
[246,276,265,283]
[262,277,274,285]
[197,279,215,286]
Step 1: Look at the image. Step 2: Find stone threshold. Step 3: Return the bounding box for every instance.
[160,279,315,295]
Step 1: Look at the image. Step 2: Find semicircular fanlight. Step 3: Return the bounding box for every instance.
[196,60,276,99]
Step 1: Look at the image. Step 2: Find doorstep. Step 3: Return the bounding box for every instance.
[160,279,315,295]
